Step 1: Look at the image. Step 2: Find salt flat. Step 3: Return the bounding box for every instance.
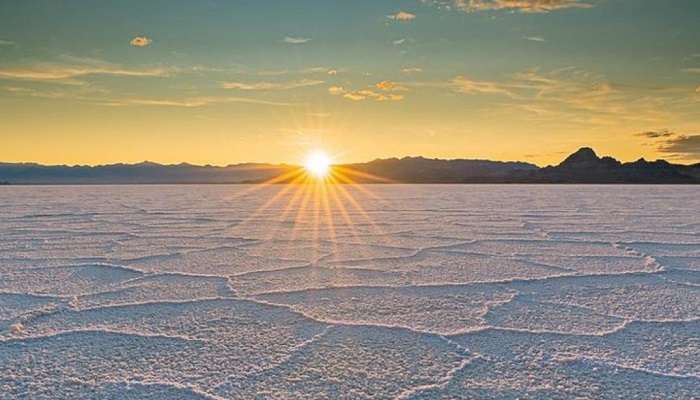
[1,184,699,399]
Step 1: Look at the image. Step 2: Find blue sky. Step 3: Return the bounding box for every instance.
[1,0,699,165]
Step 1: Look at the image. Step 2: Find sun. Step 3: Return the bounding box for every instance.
[304,151,331,179]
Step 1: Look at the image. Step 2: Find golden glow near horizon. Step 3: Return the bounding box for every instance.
[304,151,331,179]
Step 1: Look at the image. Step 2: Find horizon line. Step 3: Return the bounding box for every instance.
[1,147,698,169]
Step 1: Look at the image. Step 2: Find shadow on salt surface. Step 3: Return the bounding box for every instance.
[320,250,566,281]
[624,242,700,257]
[73,274,234,310]
[0,239,118,259]
[405,224,543,241]
[662,269,700,286]
[331,233,469,251]
[443,239,630,257]
[446,320,700,396]
[42,381,217,400]
[0,264,142,296]
[106,236,254,260]
[410,347,700,399]
[2,299,326,344]
[521,254,660,274]
[509,273,700,321]
[0,293,58,329]
[482,296,626,335]
[255,284,516,335]
[548,230,700,244]
[232,250,567,296]
[1,300,331,394]
[223,325,468,400]
[655,256,700,271]
[0,331,218,399]
[223,221,411,241]
[124,247,309,275]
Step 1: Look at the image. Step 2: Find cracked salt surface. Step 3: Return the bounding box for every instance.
[0,184,699,399]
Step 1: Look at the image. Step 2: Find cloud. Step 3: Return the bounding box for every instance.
[107,96,295,108]
[328,86,345,95]
[401,67,423,74]
[375,80,408,91]
[283,36,311,44]
[635,130,676,139]
[222,79,324,90]
[343,92,367,101]
[4,83,295,108]
[130,36,153,47]
[302,66,339,75]
[436,0,593,13]
[451,76,516,97]
[524,36,546,42]
[329,85,403,102]
[657,134,700,158]
[387,11,416,21]
[0,39,15,46]
[634,129,700,159]
[683,68,700,74]
[0,61,169,82]
[393,38,407,45]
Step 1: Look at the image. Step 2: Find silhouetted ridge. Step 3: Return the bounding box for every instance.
[0,148,698,184]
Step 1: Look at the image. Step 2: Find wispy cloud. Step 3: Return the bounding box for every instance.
[112,96,295,108]
[657,134,700,159]
[301,66,339,75]
[129,36,153,47]
[387,11,417,21]
[0,39,15,46]
[328,85,404,102]
[524,36,546,42]
[0,58,169,83]
[451,76,516,97]
[411,67,685,126]
[222,79,324,90]
[393,38,407,46]
[633,129,700,160]
[4,84,295,108]
[432,0,593,13]
[635,130,676,139]
[401,67,423,74]
[283,36,311,44]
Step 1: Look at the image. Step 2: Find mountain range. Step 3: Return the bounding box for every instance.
[1,148,698,184]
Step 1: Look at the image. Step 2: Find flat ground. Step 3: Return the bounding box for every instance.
[1,185,699,399]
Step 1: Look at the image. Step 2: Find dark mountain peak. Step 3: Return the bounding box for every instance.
[559,147,599,166]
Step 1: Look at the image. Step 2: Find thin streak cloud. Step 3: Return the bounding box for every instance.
[283,36,311,44]
[0,62,169,82]
[222,79,324,90]
[439,0,593,13]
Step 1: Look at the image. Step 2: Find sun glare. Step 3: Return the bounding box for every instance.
[304,151,331,178]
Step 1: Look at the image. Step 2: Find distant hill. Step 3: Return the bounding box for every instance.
[0,148,698,184]
[0,162,298,184]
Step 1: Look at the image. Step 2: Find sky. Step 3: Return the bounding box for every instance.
[0,0,699,166]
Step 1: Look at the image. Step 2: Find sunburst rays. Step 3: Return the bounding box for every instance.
[229,161,395,251]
